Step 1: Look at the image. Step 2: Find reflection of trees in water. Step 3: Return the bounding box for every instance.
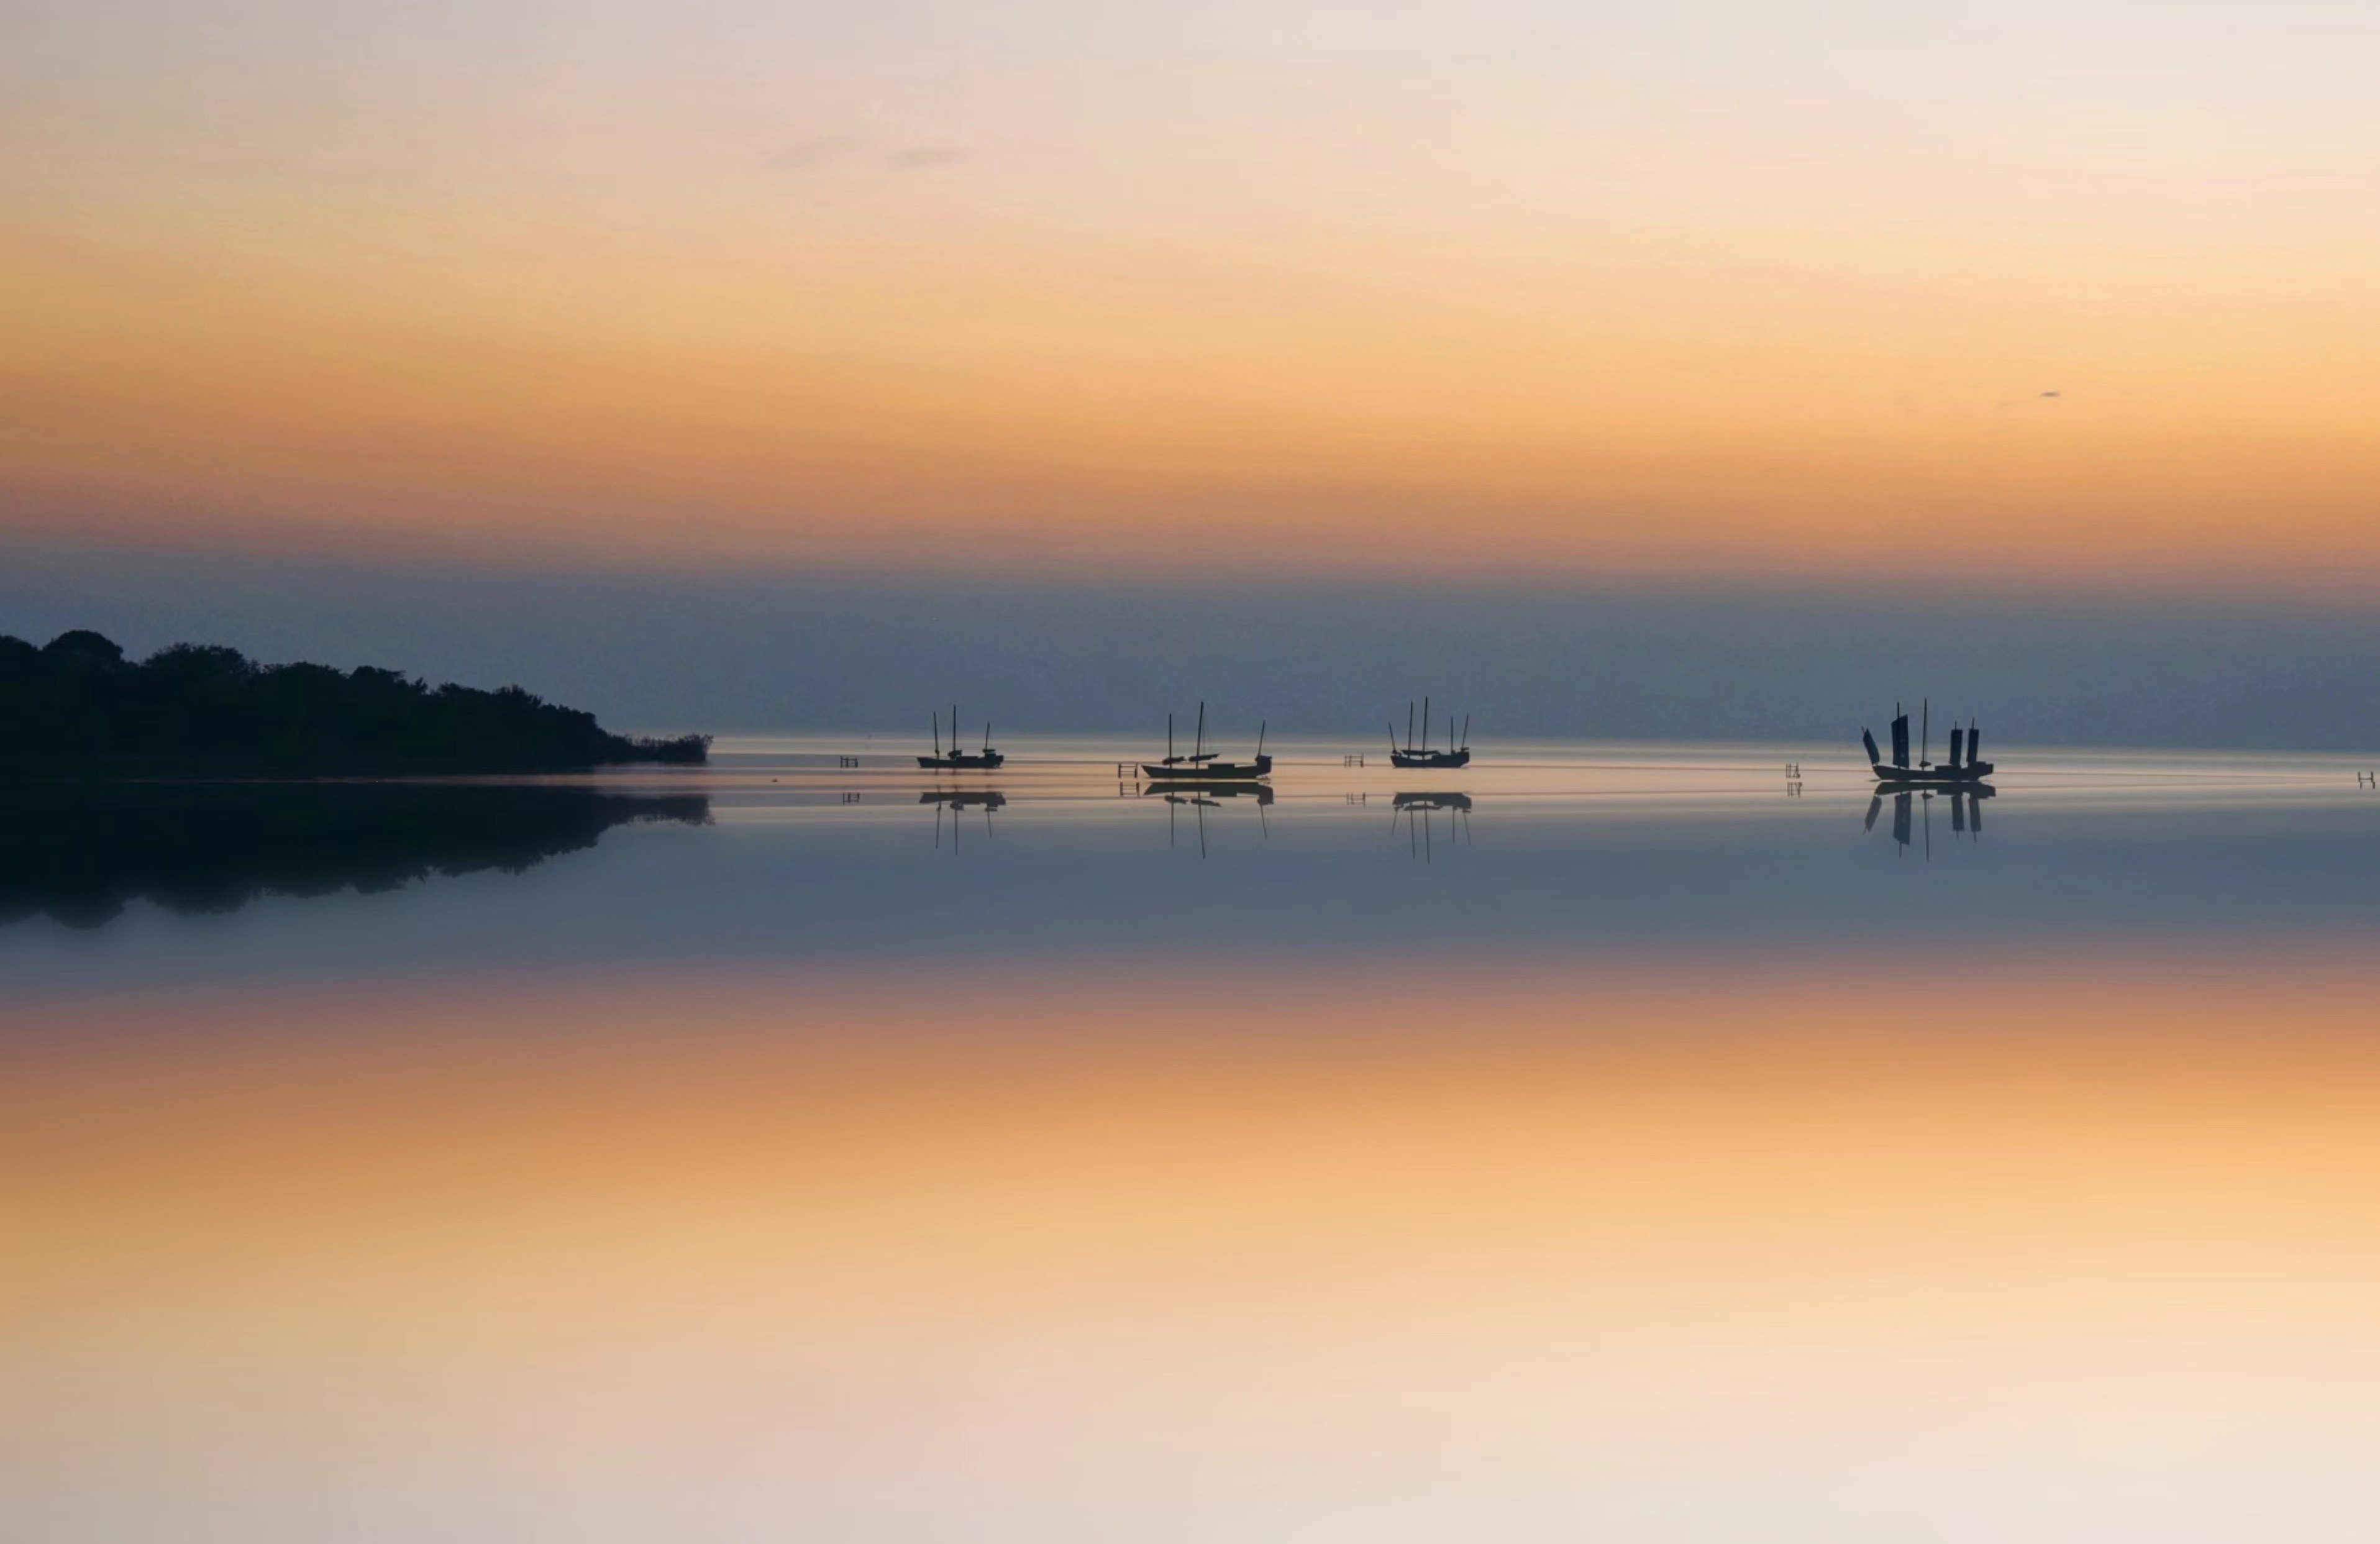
[0,784,709,929]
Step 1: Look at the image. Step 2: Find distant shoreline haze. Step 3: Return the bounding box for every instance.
[8,544,2379,754]
[0,629,709,776]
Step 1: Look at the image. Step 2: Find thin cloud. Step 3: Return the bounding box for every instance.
[766,136,865,172]
[888,146,966,170]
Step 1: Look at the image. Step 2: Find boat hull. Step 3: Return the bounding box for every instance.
[1870,763,1994,785]
[1389,749,1470,769]
[1143,757,1270,780]
[919,752,1005,770]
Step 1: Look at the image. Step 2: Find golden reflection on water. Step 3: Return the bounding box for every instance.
[10,950,2380,1540]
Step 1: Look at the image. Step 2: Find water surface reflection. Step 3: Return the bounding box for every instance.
[0,783,706,930]
[11,955,2380,1542]
[6,747,2380,1540]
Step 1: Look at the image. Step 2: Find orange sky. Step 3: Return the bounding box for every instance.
[5,1,2378,592]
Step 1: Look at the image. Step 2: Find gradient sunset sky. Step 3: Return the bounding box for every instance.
[7,0,2378,595]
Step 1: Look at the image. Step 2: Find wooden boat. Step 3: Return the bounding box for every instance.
[1142,703,1271,781]
[1861,699,1993,784]
[1388,697,1472,769]
[918,706,1005,770]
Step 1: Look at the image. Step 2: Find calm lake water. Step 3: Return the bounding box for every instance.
[9,737,2380,1542]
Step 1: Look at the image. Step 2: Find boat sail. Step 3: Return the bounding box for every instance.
[1862,698,1994,785]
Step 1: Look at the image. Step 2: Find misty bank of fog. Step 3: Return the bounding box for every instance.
[9,542,2378,752]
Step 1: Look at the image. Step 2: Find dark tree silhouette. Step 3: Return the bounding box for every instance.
[0,631,709,775]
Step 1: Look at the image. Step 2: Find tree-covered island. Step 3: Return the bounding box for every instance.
[1,629,709,775]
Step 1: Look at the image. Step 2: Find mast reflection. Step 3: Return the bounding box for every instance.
[1141,780,1270,857]
[1865,783,1993,860]
[923,789,1005,851]
[1391,791,1475,861]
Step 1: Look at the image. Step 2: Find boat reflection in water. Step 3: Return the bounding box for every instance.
[1145,779,1271,856]
[1392,790,1474,859]
[1140,782,1274,805]
[923,788,1005,851]
[1866,783,1994,858]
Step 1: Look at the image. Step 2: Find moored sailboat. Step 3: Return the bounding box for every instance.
[1388,696,1472,770]
[918,706,1005,770]
[1861,698,1994,785]
[1141,702,1271,782]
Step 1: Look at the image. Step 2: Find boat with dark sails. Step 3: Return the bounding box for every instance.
[1861,698,1993,786]
[1141,702,1271,782]
[1388,697,1472,770]
[918,706,1004,771]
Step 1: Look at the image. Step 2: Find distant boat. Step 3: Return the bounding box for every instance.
[1861,698,1993,784]
[918,706,1004,770]
[1141,702,1271,782]
[1389,697,1472,769]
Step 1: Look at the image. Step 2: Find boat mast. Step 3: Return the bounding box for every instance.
[1407,700,1415,754]
[932,709,940,758]
[1421,697,1430,753]
[1195,701,1205,762]
[1461,713,1470,752]
[1256,719,1267,760]
[1921,698,1930,769]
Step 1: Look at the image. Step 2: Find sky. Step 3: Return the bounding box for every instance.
[4,1,2379,733]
